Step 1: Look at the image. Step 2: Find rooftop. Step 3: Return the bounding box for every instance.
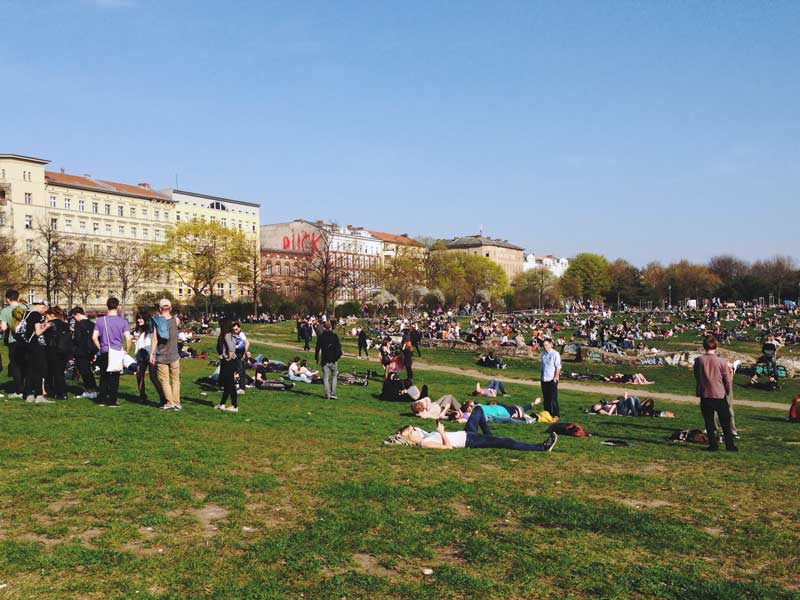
[443,234,524,251]
[169,188,260,208]
[0,154,50,165]
[368,230,424,247]
[45,171,172,202]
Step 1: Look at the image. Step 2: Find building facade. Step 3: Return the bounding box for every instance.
[438,234,525,282]
[260,220,383,303]
[260,248,310,298]
[523,253,570,278]
[368,230,426,261]
[0,154,261,310]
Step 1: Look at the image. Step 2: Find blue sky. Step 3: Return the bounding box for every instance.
[2,0,798,265]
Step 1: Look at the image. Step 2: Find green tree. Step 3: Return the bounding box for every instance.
[511,267,558,309]
[560,253,610,301]
[378,246,426,314]
[606,258,641,308]
[158,221,250,316]
[457,254,508,305]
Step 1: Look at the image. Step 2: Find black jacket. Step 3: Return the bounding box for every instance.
[315,330,342,365]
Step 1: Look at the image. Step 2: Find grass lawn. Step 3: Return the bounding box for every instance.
[245,322,800,405]
[0,334,799,599]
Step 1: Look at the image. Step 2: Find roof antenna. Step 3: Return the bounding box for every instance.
[175,173,179,189]
[479,223,483,235]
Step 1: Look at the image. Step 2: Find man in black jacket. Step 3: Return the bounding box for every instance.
[70,307,98,399]
[315,320,342,399]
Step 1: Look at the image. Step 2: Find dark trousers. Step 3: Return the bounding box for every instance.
[45,350,68,398]
[8,343,26,394]
[75,356,97,391]
[24,346,47,398]
[413,342,421,357]
[358,343,368,357]
[136,358,166,405]
[541,379,560,418]
[236,351,247,390]
[700,397,736,450]
[96,353,121,405]
[404,354,413,383]
[465,432,545,452]
[220,359,239,407]
[303,336,311,351]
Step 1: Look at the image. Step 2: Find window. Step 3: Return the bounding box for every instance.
[228,282,234,295]
[0,213,5,225]
[275,263,281,276]
[92,202,99,213]
[154,209,160,220]
[178,286,183,297]
[142,208,148,218]
[50,218,58,230]
[238,223,242,231]
[105,223,111,235]
[130,207,136,218]
[164,211,169,221]
[104,204,111,215]
[184,211,188,221]
[265,263,271,276]
[78,199,85,211]
[119,225,125,236]
[65,197,71,210]
[252,224,256,233]
[221,218,227,227]
[217,283,224,294]
[93,222,99,234]
[0,169,4,178]
[130,226,136,238]
[284,262,290,275]
[210,216,216,224]
[24,193,32,205]
[26,239,33,252]
[27,290,34,304]
[50,196,57,208]
[143,228,149,239]
[176,212,181,222]
[118,205,124,217]
[293,263,298,277]
[94,244,100,255]
[276,283,281,295]
[65,218,73,232]
[79,221,86,233]
[155,229,161,241]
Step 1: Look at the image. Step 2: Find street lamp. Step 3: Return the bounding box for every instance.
[668,285,672,308]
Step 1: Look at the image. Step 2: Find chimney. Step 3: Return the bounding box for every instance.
[84,173,92,178]
[60,168,65,174]
[401,233,408,237]
[138,182,151,190]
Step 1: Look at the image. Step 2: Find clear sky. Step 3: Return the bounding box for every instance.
[2,0,798,266]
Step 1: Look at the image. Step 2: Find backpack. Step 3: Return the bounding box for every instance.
[13,310,34,345]
[151,316,170,342]
[789,397,800,423]
[54,321,73,355]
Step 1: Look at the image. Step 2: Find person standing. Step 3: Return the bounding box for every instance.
[540,338,561,418]
[21,301,51,403]
[301,320,312,351]
[694,335,737,451]
[0,289,26,397]
[92,297,131,407]
[315,320,342,400]
[69,307,98,399]
[215,319,239,412]
[410,324,423,357]
[231,321,250,393]
[44,306,71,400]
[401,337,414,383]
[357,327,369,359]
[149,299,181,410]
[133,313,166,406]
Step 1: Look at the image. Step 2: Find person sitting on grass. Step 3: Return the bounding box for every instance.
[254,358,295,391]
[288,357,313,383]
[389,407,558,452]
[477,350,506,369]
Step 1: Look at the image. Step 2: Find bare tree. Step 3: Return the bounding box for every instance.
[105,244,162,314]
[304,230,349,313]
[32,219,65,304]
[0,229,25,288]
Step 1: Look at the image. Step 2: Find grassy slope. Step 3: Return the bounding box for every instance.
[0,331,798,599]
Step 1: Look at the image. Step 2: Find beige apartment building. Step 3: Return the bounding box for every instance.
[0,153,260,310]
[438,234,524,282]
[368,230,426,261]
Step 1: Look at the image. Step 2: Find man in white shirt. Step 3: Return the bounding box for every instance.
[540,338,562,418]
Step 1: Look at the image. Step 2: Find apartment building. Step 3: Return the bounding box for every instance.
[437,234,525,282]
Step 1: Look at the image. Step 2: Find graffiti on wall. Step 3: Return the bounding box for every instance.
[282,229,322,254]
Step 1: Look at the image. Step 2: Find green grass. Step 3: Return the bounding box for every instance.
[0,332,799,599]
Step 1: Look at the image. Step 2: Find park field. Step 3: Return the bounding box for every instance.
[0,328,798,599]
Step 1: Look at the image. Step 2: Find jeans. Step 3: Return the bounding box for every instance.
[220,358,238,407]
[136,357,165,405]
[96,353,121,405]
[541,379,559,418]
[464,406,494,435]
[465,434,545,451]
[617,396,641,417]
[8,343,25,394]
[157,360,181,407]
[323,362,338,398]
[700,397,736,450]
[45,349,68,398]
[236,351,247,390]
[487,379,506,395]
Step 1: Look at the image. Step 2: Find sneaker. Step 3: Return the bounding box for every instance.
[25,395,36,403]
[544,432,558,452]
[225,406,238,413]
[161,405,174,410]
[106,402,119,408]
[9,393,23,399]
[237,390,245,395]
[214,404,225,410]
[330,395,337,400]
[173,404,182,411]
[34,396,54,404]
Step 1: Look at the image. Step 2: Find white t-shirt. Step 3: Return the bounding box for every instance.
[420,430,467,448]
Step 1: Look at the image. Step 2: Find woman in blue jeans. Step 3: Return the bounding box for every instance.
[397,406,558,452]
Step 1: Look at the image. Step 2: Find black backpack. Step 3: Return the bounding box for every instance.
[53,321,73,355]
[12,310,34,346]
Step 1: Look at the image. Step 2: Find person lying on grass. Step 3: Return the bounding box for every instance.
[448,398,554,425]
[391,409,558,452]
[602,372,654,385]
[409,385,466,419]
[589,393,674,417]
[471,379,508,397]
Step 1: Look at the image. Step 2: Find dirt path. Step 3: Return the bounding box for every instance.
[249,336,789,412]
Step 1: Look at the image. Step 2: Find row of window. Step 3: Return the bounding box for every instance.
[46,195,171,220]
[24,215,163,240]
[263,262,306,277]
[175,210,256,232]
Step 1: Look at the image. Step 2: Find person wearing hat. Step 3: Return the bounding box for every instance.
[150,299,182,410]
[22,300,51,403]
